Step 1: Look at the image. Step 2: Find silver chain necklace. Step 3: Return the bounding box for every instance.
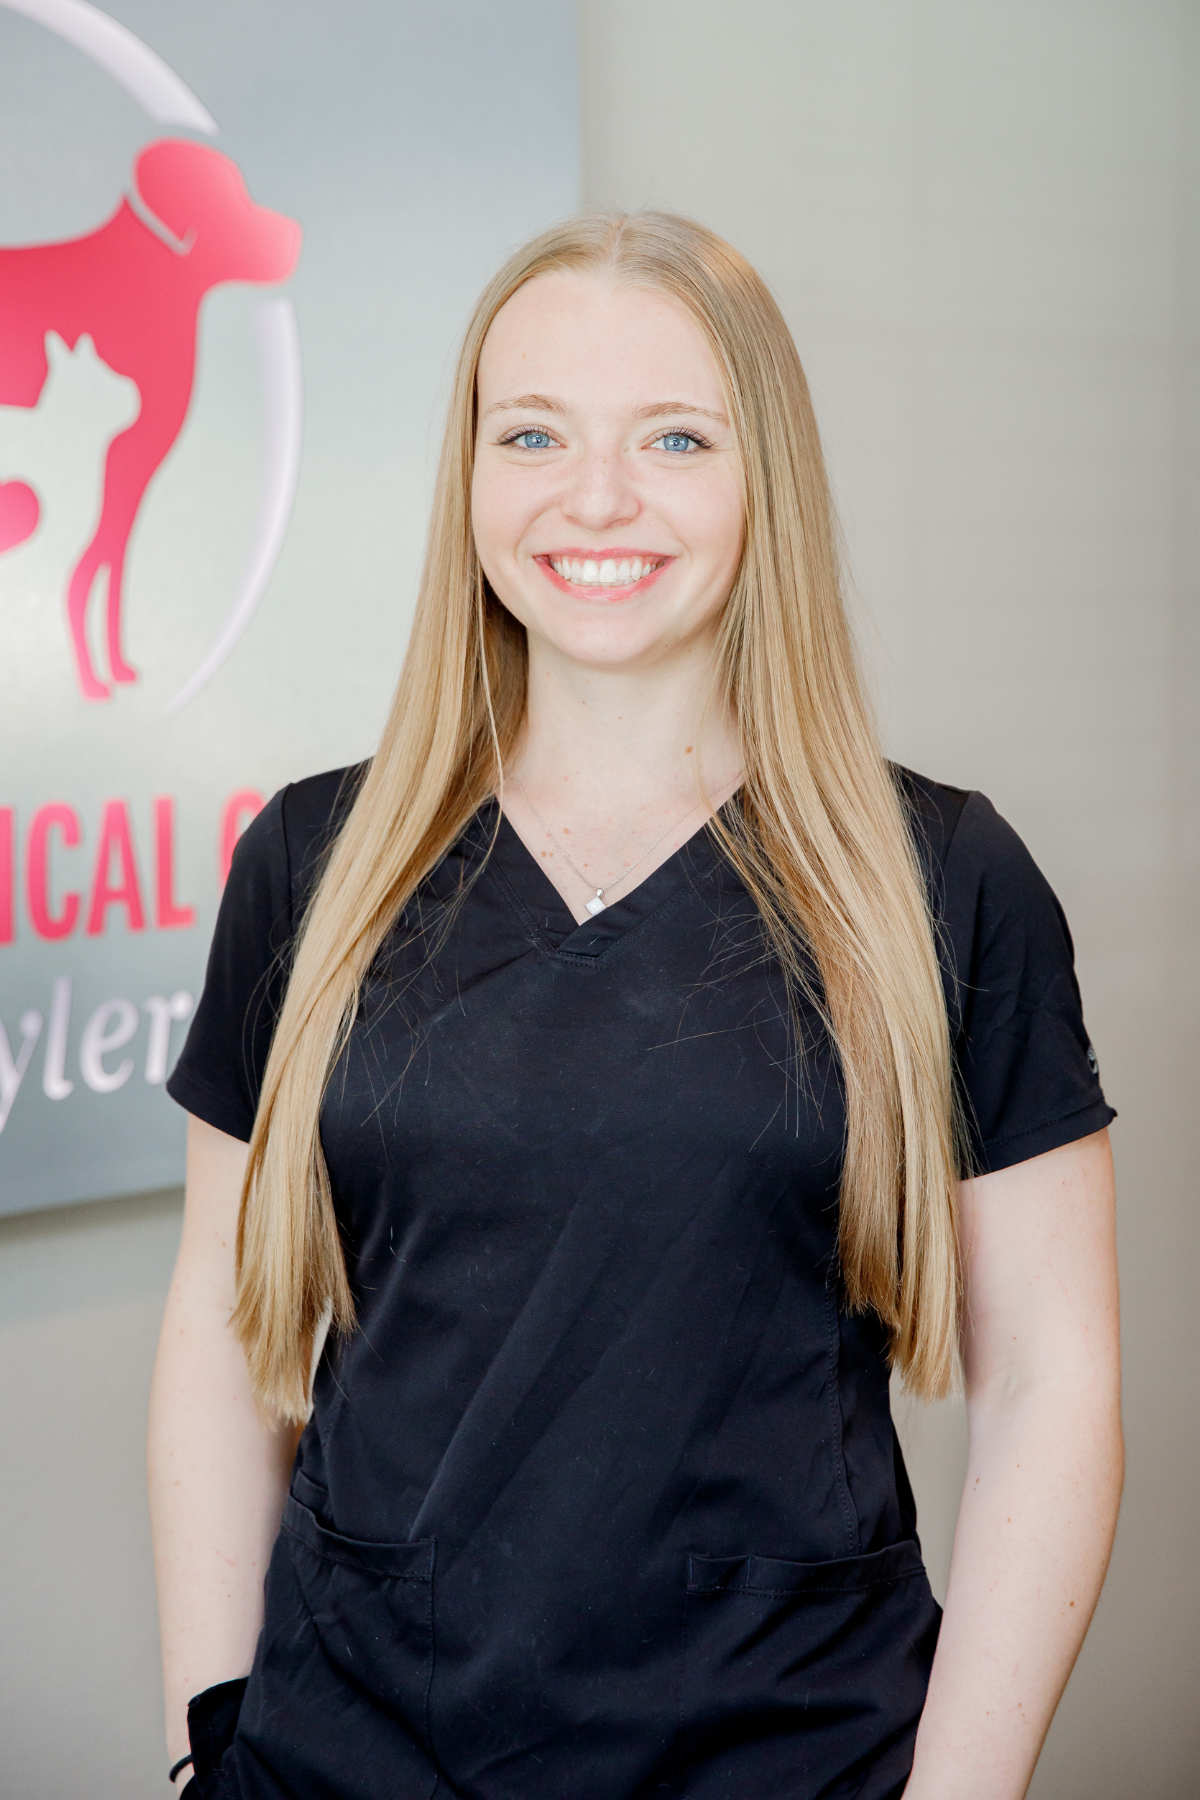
[510,778,705,917]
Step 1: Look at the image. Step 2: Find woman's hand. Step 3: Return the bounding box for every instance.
[903,1130,1123,1798]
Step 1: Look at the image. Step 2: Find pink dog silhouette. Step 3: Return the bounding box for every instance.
[0,139,301,699]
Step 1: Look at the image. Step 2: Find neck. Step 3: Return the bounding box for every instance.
[512,631,740,816]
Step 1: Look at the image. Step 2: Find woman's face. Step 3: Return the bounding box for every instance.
[471,270,744,673]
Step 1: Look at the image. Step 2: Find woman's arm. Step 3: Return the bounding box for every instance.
[904,1129,1123,1799]
[148,1116,301,1787]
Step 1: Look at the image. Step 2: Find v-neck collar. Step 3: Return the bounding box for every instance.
[480,798,727,959]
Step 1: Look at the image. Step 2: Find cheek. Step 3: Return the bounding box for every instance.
[680,474,744,582]
[471,458,549,565]
[471,468,544,627]
[470,463,505,564]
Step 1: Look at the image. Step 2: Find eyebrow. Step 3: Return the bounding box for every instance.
[635,401,728,425]
[482,394,728,425]
[482,393,567,417]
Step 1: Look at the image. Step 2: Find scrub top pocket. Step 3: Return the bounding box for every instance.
[680,1539,941,1800]
[229,1493,439,1800]
[282,1494,436,1726]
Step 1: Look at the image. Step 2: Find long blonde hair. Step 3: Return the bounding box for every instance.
[233,211,962,1421]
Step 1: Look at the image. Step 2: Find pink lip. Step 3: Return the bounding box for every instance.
[534,552,674,599]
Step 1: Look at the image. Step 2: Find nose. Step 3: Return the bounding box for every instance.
[560,441,638,535]
[239,205,302,282]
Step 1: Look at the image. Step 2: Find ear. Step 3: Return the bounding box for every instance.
[44,329,68,370]
[135,138,243,244]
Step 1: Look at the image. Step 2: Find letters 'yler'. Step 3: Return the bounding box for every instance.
[0,139,302,699]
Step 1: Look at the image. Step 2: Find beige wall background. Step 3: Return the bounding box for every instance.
[1,2,1196,1795]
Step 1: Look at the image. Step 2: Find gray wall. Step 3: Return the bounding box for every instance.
[0,1189,183,1796]
[1,3,1196,1796]
[578,1,1197,1793]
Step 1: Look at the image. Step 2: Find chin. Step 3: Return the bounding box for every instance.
[542,619,678,669]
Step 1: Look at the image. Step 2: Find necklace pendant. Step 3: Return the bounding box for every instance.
[586,891,607,917]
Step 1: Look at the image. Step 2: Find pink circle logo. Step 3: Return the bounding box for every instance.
[0,0,303,711]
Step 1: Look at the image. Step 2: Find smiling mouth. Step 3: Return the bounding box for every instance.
[540,553,670,590]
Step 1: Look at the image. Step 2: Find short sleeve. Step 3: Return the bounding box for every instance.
[939,791,1115,1175]
[166,788,294,1141]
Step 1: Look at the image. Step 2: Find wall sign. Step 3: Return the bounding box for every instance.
[0,0,579,1213]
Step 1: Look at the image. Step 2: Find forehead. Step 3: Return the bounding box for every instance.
[477,269,725,411]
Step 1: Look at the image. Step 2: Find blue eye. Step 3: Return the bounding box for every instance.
[654,431,701,454]
[509,429,555,450]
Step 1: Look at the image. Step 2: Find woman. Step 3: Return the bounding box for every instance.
[149,212,1122,1800]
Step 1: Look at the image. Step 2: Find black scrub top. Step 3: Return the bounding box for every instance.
[169,765,1113,1800]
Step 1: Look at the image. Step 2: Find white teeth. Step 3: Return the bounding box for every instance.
[550,556,661,586]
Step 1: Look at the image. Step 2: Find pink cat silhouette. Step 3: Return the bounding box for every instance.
[0,139,301,699]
